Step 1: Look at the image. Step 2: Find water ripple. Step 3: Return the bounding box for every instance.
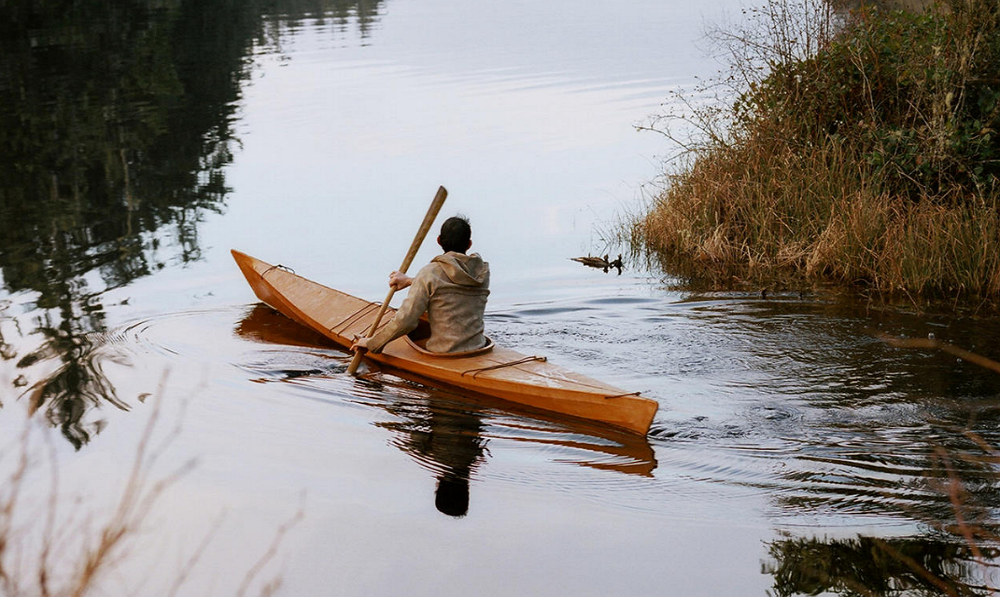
[88,298,1000,527]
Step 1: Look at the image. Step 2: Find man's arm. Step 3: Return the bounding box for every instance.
[389,271,413,291]
[363,273,431,354]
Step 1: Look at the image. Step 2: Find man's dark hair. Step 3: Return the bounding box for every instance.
[439,215,471,253]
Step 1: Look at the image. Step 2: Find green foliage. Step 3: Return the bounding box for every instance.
[740,3,1000,198]
[636,0,1000,301]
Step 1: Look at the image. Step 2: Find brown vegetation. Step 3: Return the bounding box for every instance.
[633,0,1000,303]
[0,372,298,597]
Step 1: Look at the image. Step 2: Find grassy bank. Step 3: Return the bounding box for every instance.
[634,0,1000,301]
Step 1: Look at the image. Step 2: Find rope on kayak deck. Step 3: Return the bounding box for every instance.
[603,391,642,400]
[261,264,295,277]
[461,356,547,378]
[330,302,380,336]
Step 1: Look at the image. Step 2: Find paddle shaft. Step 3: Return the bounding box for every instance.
[347,186,448,375]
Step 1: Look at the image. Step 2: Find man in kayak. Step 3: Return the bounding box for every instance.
[350,215,490,354]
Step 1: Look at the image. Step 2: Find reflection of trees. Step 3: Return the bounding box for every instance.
[0,0,383,447]
[704,300,1000,526]
[764,534,999,597]
[764,408,1000,593]
[261,0,384,38]
[771,428,1000,533]
[19,323,127,450]
[683,299,1000,594]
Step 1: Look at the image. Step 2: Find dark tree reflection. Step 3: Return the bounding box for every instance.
[17,316,128,450]
[765,534,999,597]
[761,417,1000,596]
[0,0,384,447]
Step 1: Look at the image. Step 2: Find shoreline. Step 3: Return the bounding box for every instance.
[631,0,1000,308]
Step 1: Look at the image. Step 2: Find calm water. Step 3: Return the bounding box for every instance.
[2,1,1000,596]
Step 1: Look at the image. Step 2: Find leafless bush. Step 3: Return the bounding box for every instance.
[0,371,300,597]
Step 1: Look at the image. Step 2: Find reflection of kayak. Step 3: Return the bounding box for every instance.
[238,302,658,477]
[235,303,657,477]
[231,250,659,435]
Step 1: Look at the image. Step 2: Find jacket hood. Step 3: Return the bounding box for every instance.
[432,252,490,287]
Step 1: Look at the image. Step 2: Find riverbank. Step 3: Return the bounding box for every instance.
[633,0,1000,305]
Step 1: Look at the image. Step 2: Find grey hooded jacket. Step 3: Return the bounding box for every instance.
[367,252,490,354]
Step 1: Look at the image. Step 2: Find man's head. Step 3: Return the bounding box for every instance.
[438,215,472,254]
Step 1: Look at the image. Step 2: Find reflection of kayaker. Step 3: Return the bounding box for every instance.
[376,396,487,518]
[352,216,489,355]
[235,302,659,509]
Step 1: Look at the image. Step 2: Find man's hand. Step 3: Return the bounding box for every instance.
[350,336,370,352]
[389,271,413,291]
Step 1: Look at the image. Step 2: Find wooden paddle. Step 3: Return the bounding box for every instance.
[347,185,448,375]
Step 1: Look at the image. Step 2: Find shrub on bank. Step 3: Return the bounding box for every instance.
[636,0,1000,299]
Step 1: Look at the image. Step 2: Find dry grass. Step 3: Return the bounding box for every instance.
[632,0,1000,303]
[0,371,300,597]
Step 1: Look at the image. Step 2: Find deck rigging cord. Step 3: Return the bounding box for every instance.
[331,301,642,400]
[261,264,295,277]
[460,355,547,378]
[330,301,381,336]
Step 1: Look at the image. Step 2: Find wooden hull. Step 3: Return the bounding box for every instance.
[231,250,659,435]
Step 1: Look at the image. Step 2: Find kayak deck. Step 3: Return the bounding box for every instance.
[231,250,658,434]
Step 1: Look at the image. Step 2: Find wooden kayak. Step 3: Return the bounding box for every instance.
[231,250,659,435]
[237,302,659,476]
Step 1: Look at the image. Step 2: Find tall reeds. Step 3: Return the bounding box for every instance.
[634,0,1000,301]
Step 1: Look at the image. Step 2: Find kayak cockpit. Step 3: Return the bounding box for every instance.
[405,319,494,358]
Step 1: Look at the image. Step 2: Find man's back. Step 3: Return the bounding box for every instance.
[420,251,490,353]
[364,251,489,354]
